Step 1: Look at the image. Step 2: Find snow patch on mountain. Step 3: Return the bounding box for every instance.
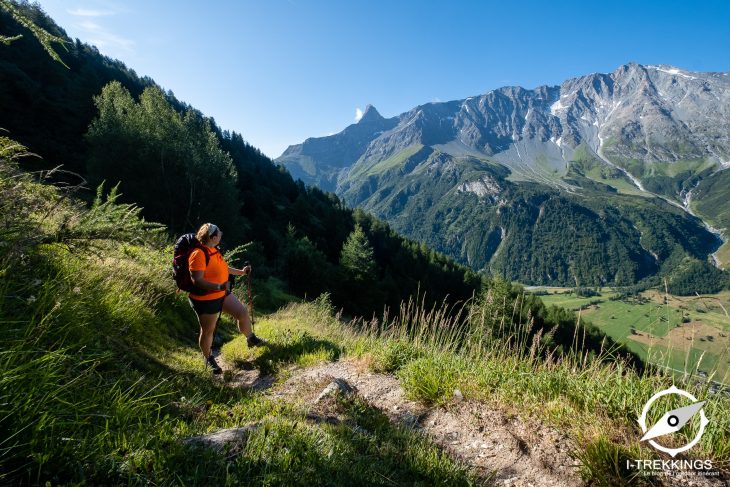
[550,96,568,115]
[648,65,698,80]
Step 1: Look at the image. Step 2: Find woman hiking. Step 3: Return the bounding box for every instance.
[188,222,264,374]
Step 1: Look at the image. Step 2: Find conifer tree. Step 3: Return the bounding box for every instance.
[338,224,379,314]
[340,224,375,282]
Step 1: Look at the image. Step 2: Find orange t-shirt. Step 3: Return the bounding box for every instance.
[188,246,228,301]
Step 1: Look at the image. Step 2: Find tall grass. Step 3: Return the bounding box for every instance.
[304,286,729,481]
[2,138,726,484]
[0,150,182,483]
[0,150,482,485]
[0,259,165,482]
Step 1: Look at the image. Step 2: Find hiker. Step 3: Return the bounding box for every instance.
[188,222,264,374]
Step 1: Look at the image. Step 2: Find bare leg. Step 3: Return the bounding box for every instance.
[197,313,219,358]
[222,293,253,337]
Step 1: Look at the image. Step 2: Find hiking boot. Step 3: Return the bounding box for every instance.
[247,334,265,348]
[206,355,223,375]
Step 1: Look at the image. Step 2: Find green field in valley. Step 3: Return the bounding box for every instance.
[534,288,730,385]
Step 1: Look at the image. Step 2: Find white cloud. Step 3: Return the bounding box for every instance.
[67,8,115,17]
[78,20,102,31]
[74,19,135,53]
[355,107,363,121]
[88,33,135,53]
[65,3,134,55]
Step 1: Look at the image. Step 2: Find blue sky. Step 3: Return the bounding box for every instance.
[37,0,730,158]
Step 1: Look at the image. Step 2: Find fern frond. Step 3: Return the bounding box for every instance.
[0,0,69,68]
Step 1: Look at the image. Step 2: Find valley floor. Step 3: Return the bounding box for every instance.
[536,289,730,386]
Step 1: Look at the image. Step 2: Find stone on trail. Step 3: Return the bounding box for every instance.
[316,378,357,402]
[185,424,259,453]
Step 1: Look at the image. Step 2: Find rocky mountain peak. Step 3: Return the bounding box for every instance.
[276,63,730,285]
[279,62,730,197]
[359,104,383,123]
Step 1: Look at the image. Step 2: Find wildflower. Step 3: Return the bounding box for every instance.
[27,295,36,304]
[31,278,42,287]
[73,286,81,294]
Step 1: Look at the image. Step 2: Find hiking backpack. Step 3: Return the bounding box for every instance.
[172,233,211,295]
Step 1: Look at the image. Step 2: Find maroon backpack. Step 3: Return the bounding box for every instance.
[172,233,211,295]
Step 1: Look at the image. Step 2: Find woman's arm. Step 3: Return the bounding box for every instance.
[190,270,228,291]
[228,265,252,277]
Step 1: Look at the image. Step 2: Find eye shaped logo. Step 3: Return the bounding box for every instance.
[637,385,709,457]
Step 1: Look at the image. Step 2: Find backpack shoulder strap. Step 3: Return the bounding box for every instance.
[197,244,216,266]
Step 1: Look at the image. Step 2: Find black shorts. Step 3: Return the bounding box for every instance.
[189,296,225,316]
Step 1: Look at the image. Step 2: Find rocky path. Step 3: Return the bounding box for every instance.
[267,359,582,487]
[200,355,727,486]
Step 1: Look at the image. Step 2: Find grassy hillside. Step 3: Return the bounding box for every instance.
[0,145,478,484]
[692,168,730,268]
[2,141,728,485]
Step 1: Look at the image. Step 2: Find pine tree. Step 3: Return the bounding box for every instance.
[340,224,375,282]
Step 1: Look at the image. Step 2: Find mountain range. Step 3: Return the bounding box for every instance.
[277,63,730,289]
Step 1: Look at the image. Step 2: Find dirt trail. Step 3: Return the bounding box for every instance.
[210,356,727,486]
[267,359,582,487]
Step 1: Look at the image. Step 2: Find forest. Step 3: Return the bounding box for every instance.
[0,1,484,317]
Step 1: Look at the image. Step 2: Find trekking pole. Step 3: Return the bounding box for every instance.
[244,261,255,332]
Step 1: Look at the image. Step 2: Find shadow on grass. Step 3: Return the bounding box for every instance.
[172,393,484,486]
[243,333,342,375]
[324,395,486,486]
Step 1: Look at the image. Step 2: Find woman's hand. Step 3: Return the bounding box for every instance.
[228,265,252,276]
[229,266,251,276]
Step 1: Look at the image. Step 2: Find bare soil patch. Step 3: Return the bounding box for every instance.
[629,321,727,355]
[268,360,582,487]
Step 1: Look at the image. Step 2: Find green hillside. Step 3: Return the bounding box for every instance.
[0,147,477,484]
[693,168,730,268]
[340,147,723,290]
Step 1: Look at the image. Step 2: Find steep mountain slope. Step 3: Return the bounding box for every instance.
[0,2,482,316]
[278,64,730,287]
